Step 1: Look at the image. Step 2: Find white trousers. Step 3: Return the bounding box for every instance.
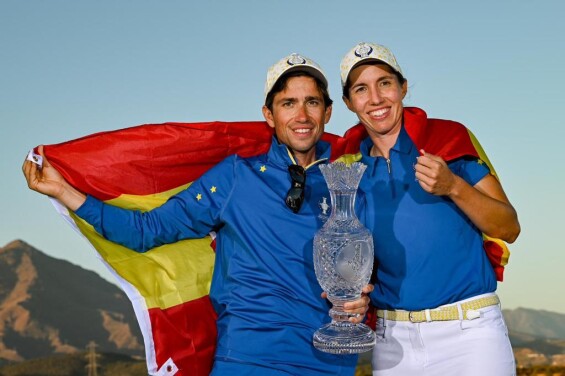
[372,295,516,376]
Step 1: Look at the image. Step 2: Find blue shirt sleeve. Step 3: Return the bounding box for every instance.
[448,157,490,186]
[75,156,237,252]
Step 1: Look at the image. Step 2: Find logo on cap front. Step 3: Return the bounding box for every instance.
[354,43,373,58]
[287,53,306,66]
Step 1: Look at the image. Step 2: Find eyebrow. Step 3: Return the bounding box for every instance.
[276,95,322,104]
[351,75,395,89]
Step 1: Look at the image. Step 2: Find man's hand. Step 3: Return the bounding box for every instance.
[22,145,87,210]
[23,145,67,198]
[321,284,374,324]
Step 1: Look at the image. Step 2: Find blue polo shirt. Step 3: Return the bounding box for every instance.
[356,127,497,311]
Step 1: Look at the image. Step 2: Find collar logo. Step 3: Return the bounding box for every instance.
[287,53,306,66]
[354,43,373,58]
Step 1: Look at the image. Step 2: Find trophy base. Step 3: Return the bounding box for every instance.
[313,322,375,354]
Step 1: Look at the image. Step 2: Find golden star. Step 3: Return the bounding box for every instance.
[196,193,202,201]
[260,165,267,172]
[210,186,217,193]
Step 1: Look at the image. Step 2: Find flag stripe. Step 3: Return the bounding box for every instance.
[149,297,217,375]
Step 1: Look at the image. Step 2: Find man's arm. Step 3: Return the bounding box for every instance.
[23,145,222,252]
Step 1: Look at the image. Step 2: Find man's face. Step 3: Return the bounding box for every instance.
[262,75,332,166]
[343,63,407,139]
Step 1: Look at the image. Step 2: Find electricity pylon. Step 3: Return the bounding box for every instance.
[85,341,100,376]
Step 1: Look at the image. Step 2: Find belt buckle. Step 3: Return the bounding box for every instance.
[408,311,424,323]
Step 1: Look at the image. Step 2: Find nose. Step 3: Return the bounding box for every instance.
[369,86,383,105]
[295,103,308,122]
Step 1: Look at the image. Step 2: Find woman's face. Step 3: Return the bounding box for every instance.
[343,63,407,139]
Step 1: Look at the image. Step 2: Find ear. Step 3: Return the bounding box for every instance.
[342,95,354,112]
[262,105,275,129]
[401,80,408,99]
[324,104,333,124]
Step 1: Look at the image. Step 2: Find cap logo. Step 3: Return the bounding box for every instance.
[354,43,373,58]
[287,53,306,66]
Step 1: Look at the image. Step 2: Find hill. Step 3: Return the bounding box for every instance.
[0,240,143,362]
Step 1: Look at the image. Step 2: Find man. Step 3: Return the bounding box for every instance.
[340,42,520,375]
[23,53,371,375]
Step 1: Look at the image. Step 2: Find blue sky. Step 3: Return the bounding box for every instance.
[1,1,564,313]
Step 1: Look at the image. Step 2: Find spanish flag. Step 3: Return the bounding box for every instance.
[40,121,274,375]
[37,107,509,375]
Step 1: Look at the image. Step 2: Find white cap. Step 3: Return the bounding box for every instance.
[264,53,328,99]
[340,42,403,88]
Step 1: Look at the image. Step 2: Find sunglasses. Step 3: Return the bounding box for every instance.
[285,164,306,213]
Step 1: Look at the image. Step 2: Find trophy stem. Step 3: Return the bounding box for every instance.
[329,298,358,321]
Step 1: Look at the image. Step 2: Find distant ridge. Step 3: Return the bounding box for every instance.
[504,307,565,339]
[0,240,143,362]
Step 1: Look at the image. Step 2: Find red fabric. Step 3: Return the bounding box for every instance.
[365,306,377,331]
[42,121,348,201]
[149,296,217,375]
[484,241,506,282]
[341,107,480,162]
[43,121,274,200]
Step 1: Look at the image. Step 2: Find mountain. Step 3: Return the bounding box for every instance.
[0,240,143,363]
[503,307,565,367]
[504,307,565,340]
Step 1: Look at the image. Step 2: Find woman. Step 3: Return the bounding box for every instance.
[340,42,520,375]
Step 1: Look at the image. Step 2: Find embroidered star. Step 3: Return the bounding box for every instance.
[196,193,202,201]
[477,159,484,165]
[260,165,267,172]
[210,186,217,193]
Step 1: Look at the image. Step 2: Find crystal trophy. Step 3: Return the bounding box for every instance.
[313,161,375,354]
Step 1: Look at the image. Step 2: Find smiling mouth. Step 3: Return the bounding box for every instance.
[369,108,389,118]
[294,128,312,134]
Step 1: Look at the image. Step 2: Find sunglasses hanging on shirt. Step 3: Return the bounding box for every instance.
[286,164,306,213]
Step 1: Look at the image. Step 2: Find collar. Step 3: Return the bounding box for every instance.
[267,136,330,170]
[359,126,415,158]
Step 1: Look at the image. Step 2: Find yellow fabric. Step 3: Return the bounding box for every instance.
[334,153,362,165]
[70,182,215,310]
[466,129,499,180]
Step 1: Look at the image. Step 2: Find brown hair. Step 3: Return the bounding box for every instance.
[265,71,333,111]
[342,62,406,99]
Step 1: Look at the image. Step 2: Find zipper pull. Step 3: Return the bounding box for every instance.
[386,158,391,174]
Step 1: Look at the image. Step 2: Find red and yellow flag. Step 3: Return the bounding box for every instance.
[42,121,273,375]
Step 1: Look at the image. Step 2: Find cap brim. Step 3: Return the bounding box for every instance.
[274,65,328,91]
